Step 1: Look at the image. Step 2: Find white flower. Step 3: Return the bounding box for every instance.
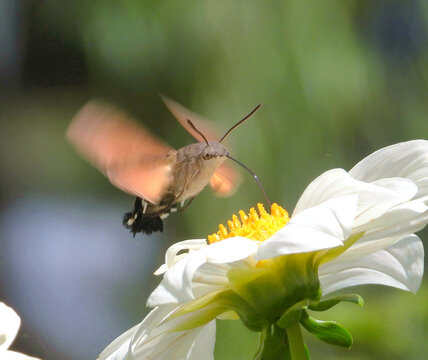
[0,302,41,360]
[99,140,428,360]
[98,304,215,360]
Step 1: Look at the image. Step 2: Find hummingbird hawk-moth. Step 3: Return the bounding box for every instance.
[67,95,268,236]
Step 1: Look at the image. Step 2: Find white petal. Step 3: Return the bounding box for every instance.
[2,351,41,360]
[98,306,178,360]
[342,200,428,260]
[154,264,169,276]
[99,305,215,360]
[154,240,208,276]
[193,263,230,285]
[148,254,207,306]
[132,305,178,344]
[354,198,427,232]
[353,200,428,245]
[293,169,417,228]
[97,323,139,360]
[133,323,214,360]
[256,195,357,260]
[371,177,420,198]
[332,233,405,265]
[319,234,424,295]
[200,238,260,264]
[131,306,215,360]
[349,140,428,201]
[148,238,259,307]
[0,303,21,352]
[186,320,215,360]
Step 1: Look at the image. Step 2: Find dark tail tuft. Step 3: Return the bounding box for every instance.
[123,212,163,236]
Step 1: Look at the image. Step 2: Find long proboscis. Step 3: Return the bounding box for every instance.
[227,155,271,208]
[219,104,262,143]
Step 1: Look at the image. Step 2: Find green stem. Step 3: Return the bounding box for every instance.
[253,324,290,360]
[286,322,307,360]
[253,325,271,360]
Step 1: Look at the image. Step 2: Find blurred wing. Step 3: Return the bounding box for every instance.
[106,156,174,204]
[160,95,220,142]
[67,101,174,204]
[210,163,242,197]
[161,95,242,197]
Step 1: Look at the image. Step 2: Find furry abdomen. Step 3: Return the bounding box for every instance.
[123,196,176,236]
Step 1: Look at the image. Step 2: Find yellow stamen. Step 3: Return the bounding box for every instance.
[208,203,290,244]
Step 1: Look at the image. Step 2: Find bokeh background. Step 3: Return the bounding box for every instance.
[0,1,427,359]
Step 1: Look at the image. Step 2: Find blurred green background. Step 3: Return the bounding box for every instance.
[0,0,427,359]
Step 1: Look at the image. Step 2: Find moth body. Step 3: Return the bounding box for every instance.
[123,140,229,235]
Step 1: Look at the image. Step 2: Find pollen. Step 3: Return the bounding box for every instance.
[208,203,290,244]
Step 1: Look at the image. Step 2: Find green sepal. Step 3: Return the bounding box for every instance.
[169,288,265,332]
[300,311,353,348]
[308,294,364,312]
[304,343,310,360]
[317,232,364,265]
[277,307,303,329]
[227,253,321,324]
[227,266,288,322]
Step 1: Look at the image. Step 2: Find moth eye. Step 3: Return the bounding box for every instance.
[202,153,212,160]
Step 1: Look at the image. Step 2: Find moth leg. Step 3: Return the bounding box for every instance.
[123,198,140,225]
[179,197,195,212]
[142,200,148,214]
[176,178,189,201]
[133,197,144,213]
[175,163,200,204]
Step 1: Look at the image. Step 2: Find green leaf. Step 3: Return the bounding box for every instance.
[308,294,364,311]
[300,311,353,348]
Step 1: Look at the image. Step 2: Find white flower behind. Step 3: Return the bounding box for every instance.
[0,302,41,360]
[99,139,428,360]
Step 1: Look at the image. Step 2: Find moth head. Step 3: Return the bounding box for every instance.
[185,119,229,161]
[202,141,229,160]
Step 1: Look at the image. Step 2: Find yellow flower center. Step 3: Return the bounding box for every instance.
[208,203,290,244]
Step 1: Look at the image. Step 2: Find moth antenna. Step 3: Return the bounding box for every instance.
[226,155,271,208]
[219,104,262,143]
[187,119,209,146]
